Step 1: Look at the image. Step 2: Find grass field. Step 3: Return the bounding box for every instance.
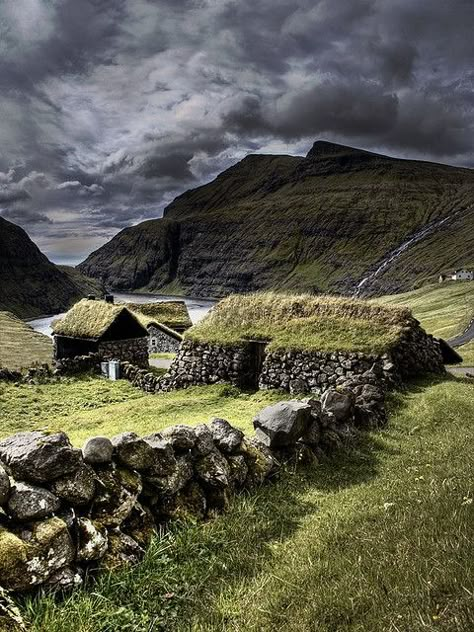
[0,311,52,370]
[13,374,473,631]
[0,379,281,444]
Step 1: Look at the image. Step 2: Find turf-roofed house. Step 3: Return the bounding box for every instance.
[52,297,149,367]
[126,301,191,353]
[163,293,447,393]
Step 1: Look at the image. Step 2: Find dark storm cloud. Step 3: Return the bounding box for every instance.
[0,0,472,262]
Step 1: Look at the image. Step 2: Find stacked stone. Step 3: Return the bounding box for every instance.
[98,338,149,368]
[258,350,394,395]
[0,382,381,600]
[120,362,161,392]
[0,367,23,382]
[390,326,445,377]
[162,340,250,390]
[54,352,101,375]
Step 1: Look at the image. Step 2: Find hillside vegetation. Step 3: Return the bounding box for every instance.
[375,281,474,363]
[79,141,474,298]
[187,292,413,354]
[0,311,52,370]
[0,216,103,318]
[9,375,472,631]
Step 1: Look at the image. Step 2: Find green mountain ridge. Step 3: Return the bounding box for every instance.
[78,140,474,297]
[0,216,104,318]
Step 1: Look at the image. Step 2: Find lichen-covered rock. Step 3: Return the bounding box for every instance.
[0,586,26,631]
[160,425,196,451]
[320,388,354,424]
[121,502,156,548]
[111,432,155,471]
[0,518,74,592]
[8,482,60,522]
[193,424,215,456]
[92,465,142,527]
[227,455,248,487]
[144,454,193,496]
[240,438,276,486]
[44,566,83,592]
[175,481,207,520]
[76,518,108,562]
[0,464,10,505]
[0,432,81,483]
[195,450,230,488]
[253,401,311,447]
[101,529,144,571]
[51,463,96,506]
[82,436,114,464]
[209,418,244,453]
[143,434,178,475]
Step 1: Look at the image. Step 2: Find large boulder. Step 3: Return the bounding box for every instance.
[209,418,244,453]
[92,465,142,527]
[50,463,96,506]
[195,450,230,488]
[111,432,155,470]
[253,401,311,448]
[82,436,114,465]
[0,464,10,505]
[0,432,81,483]
[7,482,60,522]
[0,518,74,592]
[320,388,354,424]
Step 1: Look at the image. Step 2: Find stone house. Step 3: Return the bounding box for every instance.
[451,269,473,281]
[52,298,149,367]
[147,322,183,354]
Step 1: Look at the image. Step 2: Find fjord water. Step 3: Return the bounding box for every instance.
[27,293,215,337]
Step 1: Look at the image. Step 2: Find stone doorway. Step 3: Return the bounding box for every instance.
[244,340,267,390]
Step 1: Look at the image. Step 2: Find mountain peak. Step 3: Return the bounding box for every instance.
[306,140,369,160]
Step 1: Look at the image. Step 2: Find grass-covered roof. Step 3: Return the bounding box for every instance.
[52,299,147,340]
[125,301,192,331]
[185,292,417,354]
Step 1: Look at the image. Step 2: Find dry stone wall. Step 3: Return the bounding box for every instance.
[148,325,181,354]
[0,377,386,601]
[98,337,149,367]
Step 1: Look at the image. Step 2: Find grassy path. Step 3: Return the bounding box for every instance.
[20,375,474,631]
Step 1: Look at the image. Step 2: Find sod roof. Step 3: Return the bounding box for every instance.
[125,301,192,331]
[185,292,417,354]
[52,299,147,340]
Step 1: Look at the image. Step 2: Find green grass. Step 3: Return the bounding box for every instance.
[375,281,474,365]
[187,292,411,354]
[150,352,176,360]
[0,378,282,445]
[18,375,474,631]
[0,311,53,370]
[375,281,474,339]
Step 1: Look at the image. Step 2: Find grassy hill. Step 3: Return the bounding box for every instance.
[0,216,104,318]
[375,281,474,363]
[0,311,52,370]
[79,141,474,298]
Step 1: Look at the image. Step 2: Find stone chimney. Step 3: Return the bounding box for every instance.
[87,294,96,300]
[105,294,114,304]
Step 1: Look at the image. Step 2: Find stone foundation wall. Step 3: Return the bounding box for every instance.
[0,376,386,603]
[390,326,445,377]
[161,340,252,390]
[259,350,396,394]
[98,337,149,368]
[54,353,102,376]
[148,326,181,354]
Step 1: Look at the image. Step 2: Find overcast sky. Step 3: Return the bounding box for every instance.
[0,0,473,264]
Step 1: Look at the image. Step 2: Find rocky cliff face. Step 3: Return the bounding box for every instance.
[0,217,103,318]
[79,141,474,297]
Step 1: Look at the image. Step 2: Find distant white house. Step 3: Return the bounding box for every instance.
[439,269,473,283]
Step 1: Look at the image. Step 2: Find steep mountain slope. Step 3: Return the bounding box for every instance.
[79,141,474,297]
[0,217,102,318]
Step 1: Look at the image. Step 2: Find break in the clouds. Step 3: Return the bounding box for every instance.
[0,0,473,263]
